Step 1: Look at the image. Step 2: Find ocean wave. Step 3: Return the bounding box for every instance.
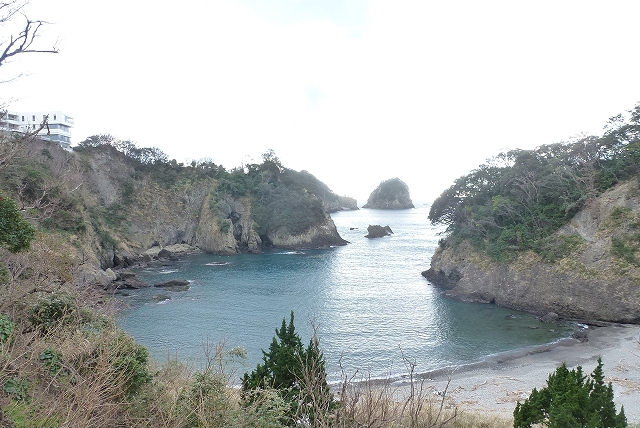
[205,262,230,266]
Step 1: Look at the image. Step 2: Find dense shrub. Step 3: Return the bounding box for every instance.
[514,358,626,428]
[28,293,79,333]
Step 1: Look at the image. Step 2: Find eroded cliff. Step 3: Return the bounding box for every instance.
[424,180,640,323]
[49,142,349,269]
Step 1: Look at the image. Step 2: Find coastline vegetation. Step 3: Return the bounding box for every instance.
[429,103,640,262]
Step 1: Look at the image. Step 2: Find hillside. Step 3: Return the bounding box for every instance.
[0,136,352,275]
[424,102,640,323]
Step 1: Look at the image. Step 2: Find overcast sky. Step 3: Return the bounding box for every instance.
[3,1,640,204]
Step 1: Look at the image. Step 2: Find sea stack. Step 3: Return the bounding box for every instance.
[363,178,414,209]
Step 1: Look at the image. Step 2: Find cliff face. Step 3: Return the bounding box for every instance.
[71,145,348,268]
[424,180,640,323]
[363,178,414,209]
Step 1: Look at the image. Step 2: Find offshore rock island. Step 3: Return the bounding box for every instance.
[363,177,415,209]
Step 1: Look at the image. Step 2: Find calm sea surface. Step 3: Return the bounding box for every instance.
[117,206,572,382]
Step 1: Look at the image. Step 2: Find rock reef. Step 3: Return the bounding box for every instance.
[365,225,393,238]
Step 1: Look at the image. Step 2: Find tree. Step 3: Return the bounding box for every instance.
[1,1,59,74]
[0,190,35,252]
[242,311,333,425]
[513,358,626,428]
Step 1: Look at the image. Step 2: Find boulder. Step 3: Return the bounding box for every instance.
[540,312,560,323]
[365,225,393,238]
[109,270,151,290]
[154,279,190,292]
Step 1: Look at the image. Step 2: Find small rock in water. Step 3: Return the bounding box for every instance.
[154,279,190,292]
[152,294,170,302]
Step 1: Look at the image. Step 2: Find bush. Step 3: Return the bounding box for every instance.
[0,192,36,253]
[28,293,79,333]
[513,358,626,427]
[0,313,14,344]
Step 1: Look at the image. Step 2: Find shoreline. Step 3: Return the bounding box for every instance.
[387,324,640,422]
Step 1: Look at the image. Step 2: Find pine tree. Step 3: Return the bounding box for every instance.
[514,358,627,428]
[242,311,333,424]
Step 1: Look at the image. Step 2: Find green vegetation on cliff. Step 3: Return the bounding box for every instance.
[429,103,640,261]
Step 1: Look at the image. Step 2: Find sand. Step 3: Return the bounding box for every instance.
[391,324,640,423]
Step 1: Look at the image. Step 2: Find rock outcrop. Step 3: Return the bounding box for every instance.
[324,195,359,212]
[365,225,393,238]
[424,180,640,323]
[363,178,414,209]
[154,279,190,292]
[73,144,350,268]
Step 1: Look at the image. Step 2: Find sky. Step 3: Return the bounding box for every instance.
[2,0,640,205]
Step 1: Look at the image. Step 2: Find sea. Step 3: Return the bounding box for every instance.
[117,206,573,383]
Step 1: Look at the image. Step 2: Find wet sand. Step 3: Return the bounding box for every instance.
[392,324,640,423]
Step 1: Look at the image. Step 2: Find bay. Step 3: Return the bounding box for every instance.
[117,206,573,382]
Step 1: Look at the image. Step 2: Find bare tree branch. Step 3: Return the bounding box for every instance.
[0,1,59,71]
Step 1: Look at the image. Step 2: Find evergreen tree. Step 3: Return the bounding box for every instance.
[242,311,333,425]
[0,191,35,253]
[514,358,626,428]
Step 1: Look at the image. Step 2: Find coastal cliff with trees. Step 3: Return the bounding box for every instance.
[1,135,351,275]
[424,103,640,323]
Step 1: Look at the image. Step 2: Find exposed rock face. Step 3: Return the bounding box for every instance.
[365,225,393,238]
[424,181,640,323]
[268,211,348,248]
[324,195,359,212]
[363,178,414,209]
[77,145,348,268]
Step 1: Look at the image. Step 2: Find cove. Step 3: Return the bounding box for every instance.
[117,207,573,382]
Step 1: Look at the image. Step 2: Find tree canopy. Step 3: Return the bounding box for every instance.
[429,103,640,261]
[242,312,332,424]
[514,358,626,428]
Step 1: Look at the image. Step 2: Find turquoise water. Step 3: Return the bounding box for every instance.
[117,206,572,381]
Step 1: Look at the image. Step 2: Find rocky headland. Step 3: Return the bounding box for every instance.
[1,138,355,291]
[363,178,414,209]
[424,180,640,323]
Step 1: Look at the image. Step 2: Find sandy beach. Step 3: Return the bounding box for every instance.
[391,324,640,423]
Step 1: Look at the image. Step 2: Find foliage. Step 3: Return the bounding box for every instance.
[3,377,30,402]
[513,358,626,428]
[211,151,331,239]
[28,292,83,334]
[242,311,333,425]
[0,313,13,344]
[40,347,64,377]
[96,332,152,397]
[430,102,640,261]
[0,191,36,252]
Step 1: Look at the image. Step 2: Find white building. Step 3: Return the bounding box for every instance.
[0,110,74,150]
